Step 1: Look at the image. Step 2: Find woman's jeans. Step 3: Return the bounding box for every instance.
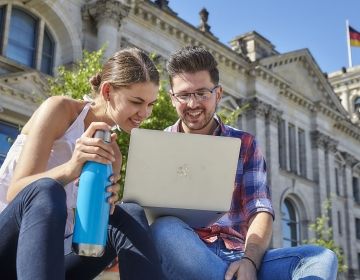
[0,178,164,280]
[151,216,338,280]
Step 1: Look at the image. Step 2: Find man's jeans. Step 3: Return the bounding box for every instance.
[0,178,164,280]
[151,216,338,280]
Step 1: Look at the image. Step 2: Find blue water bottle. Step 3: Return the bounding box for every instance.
[72,130,112,257]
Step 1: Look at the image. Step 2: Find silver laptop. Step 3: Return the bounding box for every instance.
[122,128,241,228]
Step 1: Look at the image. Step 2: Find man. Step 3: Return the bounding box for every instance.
[150,46,338,280]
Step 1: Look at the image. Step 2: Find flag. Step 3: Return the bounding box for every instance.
[349,25,360,47]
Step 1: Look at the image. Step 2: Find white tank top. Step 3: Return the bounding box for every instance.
[0,102,91,241]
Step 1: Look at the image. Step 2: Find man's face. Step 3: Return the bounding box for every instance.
[170,70,222,134]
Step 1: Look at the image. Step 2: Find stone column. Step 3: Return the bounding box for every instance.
[265,105,282,249]
[326,139,338,232]
[83,0,130,59]
[310,131,329,217]
[265,106,282,184]
[343,152,358,277]
[244,97,269,153]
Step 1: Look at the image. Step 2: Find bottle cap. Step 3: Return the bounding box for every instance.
[94,130,111,143]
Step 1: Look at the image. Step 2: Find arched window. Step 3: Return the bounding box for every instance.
[354,96,360,114]
[7,8,37,67]
[281,198,299,247]
[0,5,55,75]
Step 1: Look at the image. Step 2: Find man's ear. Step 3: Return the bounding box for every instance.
[100,82,111,101]
[216,86,223,103]
[169,93,176,107]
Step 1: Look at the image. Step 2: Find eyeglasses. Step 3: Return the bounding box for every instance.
[171,85,220,104]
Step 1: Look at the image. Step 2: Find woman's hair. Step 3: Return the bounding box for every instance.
[89,48,159,93]
[166,46,219,86]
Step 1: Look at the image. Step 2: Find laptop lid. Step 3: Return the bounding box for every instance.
[122,128,241,228]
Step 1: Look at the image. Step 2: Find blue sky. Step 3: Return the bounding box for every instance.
[168,0,360,74]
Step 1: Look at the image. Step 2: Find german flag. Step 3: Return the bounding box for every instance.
[349,26,360,47]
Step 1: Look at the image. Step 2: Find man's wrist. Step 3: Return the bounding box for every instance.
[241,255,258,271]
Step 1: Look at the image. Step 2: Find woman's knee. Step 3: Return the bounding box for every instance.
[117,202,145,219]
[25,178,67,219]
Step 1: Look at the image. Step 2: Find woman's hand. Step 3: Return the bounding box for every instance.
[107,174,121,214]
[107,133,122,214]
[66,122,115,180]
[110,133,122,175]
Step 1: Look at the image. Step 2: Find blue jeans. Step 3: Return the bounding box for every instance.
[150,216,338,280]
[0,178,164,280]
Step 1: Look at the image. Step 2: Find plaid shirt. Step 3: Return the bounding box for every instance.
[165,115,274,251]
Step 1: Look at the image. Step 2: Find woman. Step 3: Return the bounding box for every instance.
[0,48,163,279]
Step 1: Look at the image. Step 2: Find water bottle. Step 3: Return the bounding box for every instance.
[72,130,112,257]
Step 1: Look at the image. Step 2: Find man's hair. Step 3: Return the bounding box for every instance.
[166,46,219,86]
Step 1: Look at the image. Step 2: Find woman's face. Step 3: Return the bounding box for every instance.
[108,82,159,133]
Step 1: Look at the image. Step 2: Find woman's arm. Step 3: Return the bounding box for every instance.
[7,97,114,202]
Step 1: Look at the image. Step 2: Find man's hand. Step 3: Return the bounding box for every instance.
[225,258,257,280]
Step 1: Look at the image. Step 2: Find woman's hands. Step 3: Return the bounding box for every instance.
[72,123,123,214]
[67,122,116,181]
[107,132,122,214]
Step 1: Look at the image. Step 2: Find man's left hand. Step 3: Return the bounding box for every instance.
[225,258,257,280]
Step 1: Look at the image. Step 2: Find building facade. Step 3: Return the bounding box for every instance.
[0,0,360,278]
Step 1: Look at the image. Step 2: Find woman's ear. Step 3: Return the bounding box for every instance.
[100,82,111,101]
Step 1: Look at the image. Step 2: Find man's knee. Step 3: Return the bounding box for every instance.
[151,216,191,240]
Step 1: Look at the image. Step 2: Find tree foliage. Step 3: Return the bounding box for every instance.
[48,47,105,99]
[217,103,250,126]
[48,48,178,196]
[304,200,347,273]
[116,54,178,195]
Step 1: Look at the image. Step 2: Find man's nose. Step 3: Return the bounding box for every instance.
[187,94,199,107]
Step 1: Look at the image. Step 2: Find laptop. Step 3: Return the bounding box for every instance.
[122,128,241,228]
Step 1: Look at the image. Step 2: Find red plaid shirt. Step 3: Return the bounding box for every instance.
[165,115,274,250]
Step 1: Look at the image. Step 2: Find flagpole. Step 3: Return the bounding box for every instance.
[346,19,353,68]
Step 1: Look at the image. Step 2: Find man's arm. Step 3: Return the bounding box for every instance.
[225,212,273,280]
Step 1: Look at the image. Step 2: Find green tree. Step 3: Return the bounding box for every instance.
[117,55,178,195]
[48,48,178,196]
[217,104,250,126]
[48,47,105,99]
[304,200,347,273]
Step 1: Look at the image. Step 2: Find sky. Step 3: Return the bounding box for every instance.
[167,0,360,74]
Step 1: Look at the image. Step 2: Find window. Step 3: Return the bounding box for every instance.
[278,120,307,177]
[6,8,37,67]
[354,177,360,204]
[298,128,306,177]
[281,198,299,247]
[0,6,4,49]
[278,119,287,169]
[354,96,360,113]
[356,218,360,240]
[0,5,54,74]
[337,211,342,235]
[41,28,54,74]
[0,122,19,166]
[288,123,297,173]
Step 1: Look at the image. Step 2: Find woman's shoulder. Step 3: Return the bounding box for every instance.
[40,96,90,121]
[22,97,86,135]
[43,96,83,112]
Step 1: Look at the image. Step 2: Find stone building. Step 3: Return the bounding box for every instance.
[0,0,360,278]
